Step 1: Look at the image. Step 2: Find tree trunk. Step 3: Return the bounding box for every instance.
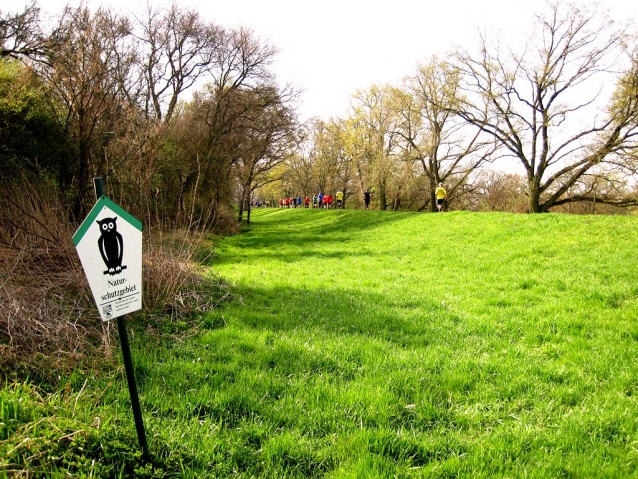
[237,187,246,222]
[528,176,542,213]
[378,179,387,210]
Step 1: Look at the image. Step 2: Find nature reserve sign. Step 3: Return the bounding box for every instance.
[73,196,143,321]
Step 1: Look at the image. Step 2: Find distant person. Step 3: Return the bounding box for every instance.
[304,196,310,208]
[336,190,344,209]
[318,192,323,208]
[325,194,332,209]
[364,189,371,210]
[312,194,317,208]
[435,182,447,212]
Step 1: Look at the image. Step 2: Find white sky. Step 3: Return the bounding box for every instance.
[31,0,638,122]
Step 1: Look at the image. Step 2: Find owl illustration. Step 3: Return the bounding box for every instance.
[96,217,125,275]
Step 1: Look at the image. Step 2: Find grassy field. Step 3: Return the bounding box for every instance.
[2,208,638,477]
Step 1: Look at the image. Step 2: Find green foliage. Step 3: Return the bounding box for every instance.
[2,209,638,477]
[0,59,66,176]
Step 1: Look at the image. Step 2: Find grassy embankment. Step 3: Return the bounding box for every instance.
[2,208,638,477]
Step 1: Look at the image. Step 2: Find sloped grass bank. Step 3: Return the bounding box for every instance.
[2,209,637,477]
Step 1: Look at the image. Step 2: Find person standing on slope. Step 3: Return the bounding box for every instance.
[363,189,371,210]
[435,182,447,212]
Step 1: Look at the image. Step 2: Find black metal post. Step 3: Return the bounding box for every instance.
[93,178,150,462]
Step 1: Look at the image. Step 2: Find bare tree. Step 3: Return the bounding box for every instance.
[0,2,59,62]
[235,84,298,224]
[308,120,341,197]
[349,85,403,210]
[449,1,638,212]
[284,125,317,200]
[136,3,223,125]
[401,58,497,211]
[553,172,635,214]
[155,26,283,228]
[38,5,137,218]
[304,118,360,208]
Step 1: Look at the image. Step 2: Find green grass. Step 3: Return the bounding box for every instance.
[2,209,638,477]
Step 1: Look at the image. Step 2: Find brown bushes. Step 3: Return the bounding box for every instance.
[143,230,230,321]
[0,173,229,380]
[0,174,98,377]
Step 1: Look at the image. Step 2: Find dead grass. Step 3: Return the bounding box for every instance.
[0,174,102,378]
[0,173,229,381]
[142,230,230,321]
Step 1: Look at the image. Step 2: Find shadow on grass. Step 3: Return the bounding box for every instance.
[207,209,426,267]
[256,208,420,237]
[213,281,462,351]
[137,281,468,476]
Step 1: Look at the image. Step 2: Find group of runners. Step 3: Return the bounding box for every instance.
[278,191,345,209]
[271,183,447,211]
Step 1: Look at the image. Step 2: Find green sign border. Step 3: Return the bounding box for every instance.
[72,195,143,247]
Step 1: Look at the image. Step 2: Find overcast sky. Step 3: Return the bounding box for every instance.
[33,0,638,122]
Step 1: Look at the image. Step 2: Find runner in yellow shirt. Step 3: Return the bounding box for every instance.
[435,182,447,212]
[336,191,344,209]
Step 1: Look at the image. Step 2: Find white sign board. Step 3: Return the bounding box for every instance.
[73,196,143,321]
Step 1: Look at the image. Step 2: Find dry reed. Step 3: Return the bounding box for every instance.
[0,173,228,380]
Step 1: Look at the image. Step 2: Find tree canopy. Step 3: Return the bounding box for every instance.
[1,1,637,221]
